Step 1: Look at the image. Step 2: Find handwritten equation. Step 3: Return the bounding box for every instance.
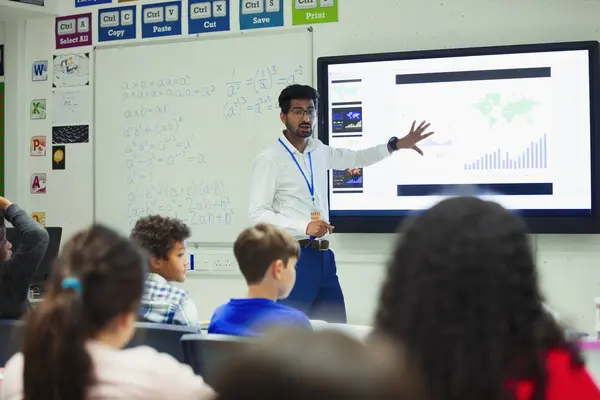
[120,96,234,228]
[127,180,234,230]
[121,75,216,100]
[121,87,215,100]
[222,64,305,120]
[119,65,306,121]
[118,63,305,228]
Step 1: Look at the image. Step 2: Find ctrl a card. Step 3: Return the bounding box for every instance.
[56,13,92,49]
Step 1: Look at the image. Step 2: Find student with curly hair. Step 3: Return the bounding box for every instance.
[1,225,214,400]
[374,196,600,400]
[130,215,200,328]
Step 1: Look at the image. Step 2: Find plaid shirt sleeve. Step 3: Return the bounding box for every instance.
[140,275,201,329]
[172,292,201,328]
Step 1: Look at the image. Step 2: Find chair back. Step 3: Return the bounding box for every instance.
[0,320,25,367]
[126,322,198,362]
[181,333,252,385]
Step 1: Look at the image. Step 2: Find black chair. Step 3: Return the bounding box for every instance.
[0,320,25,367]
[125,322,199,363]
[181,333,252,385]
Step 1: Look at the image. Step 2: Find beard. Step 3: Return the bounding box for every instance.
[287,121,313,138]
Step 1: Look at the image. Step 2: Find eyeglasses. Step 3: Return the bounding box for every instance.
[290,107,318,118]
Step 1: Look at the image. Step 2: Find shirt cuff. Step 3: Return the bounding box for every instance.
[378,143,393,158]
[296,220,310,237]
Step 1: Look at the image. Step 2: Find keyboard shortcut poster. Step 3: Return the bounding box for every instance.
[141,1,182,38]
[98,5,137,42]
[188,0,231,34]
[239,0,283,30]
[56,13,92,49]
[292,0,337,25]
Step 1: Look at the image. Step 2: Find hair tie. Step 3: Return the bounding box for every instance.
[61,277,82,294]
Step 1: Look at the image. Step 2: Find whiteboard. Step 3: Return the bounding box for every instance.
[94,29,313,243]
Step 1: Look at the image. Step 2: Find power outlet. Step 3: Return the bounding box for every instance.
[222,258,236,272]
[188,251,238,274]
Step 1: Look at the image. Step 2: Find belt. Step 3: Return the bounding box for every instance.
[298,239,329,251]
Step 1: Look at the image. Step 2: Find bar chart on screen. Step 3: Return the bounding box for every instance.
[464,134,548,171]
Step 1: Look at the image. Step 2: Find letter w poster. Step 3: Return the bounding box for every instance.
[0,83,4,196]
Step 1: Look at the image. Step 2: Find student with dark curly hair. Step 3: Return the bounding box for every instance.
[1,224,214,400]
[130,215,200,328]
[374,196,600,400]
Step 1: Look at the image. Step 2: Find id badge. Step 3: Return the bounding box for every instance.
[311,211,321,221]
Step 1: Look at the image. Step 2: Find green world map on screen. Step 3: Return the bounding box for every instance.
[473,93,540,127]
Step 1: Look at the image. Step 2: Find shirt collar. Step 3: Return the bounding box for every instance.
[280,132,316,154]
[147,272,168,284]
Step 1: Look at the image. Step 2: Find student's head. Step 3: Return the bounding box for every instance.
[22,224,147,400]
[0,211,11,261]
[374,196,580,400]
[279,84,319,139]
[213,327,422,400]
[130,215,190,282]
[234,224,300,299]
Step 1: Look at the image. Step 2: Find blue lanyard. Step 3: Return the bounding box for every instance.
[278,138,314,203]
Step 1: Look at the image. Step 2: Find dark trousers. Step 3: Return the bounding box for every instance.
[278,247,347,323]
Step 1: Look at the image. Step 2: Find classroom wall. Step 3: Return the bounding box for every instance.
[4,0,600,330]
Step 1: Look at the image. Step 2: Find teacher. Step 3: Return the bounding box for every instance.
[248,84,433,323]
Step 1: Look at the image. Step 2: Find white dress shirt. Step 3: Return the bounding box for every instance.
[248,134,391,240]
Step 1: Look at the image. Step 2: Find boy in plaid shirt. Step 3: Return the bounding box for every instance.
[130,215,200,329]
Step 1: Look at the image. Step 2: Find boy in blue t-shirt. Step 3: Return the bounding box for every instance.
[208,223,312,336]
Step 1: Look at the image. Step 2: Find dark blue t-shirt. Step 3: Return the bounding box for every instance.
[208,298,312,337]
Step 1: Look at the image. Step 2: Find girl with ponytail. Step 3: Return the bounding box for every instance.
[1,224,214,400]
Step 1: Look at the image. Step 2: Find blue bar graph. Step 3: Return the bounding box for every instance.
[464,134,547,171]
